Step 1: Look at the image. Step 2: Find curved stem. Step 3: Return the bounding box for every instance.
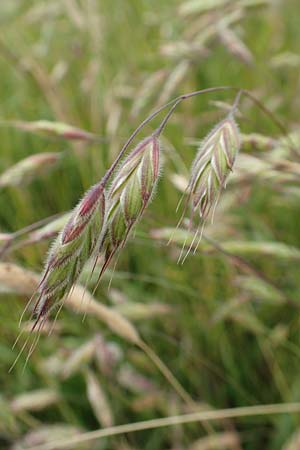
[154,98,182,137]
[230,90,243,116]
[28,402,300,450]
[101,86,296,183]
[102,86,237,184]
[138,339,193,405]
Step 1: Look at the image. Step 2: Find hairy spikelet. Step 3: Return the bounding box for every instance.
[188,114,240,221]
[34,181,106,324]
[100,135,161,273]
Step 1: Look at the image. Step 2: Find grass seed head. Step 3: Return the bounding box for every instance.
[189,115,240,221]
[35,181,106,322]
[102,135,161,266]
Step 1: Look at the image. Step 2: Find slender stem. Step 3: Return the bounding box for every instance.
[156,89,244,138]
[27,402,300,450]
[230,90,243,115]
[102,85,296,188]
[138,339,193,405]
[102,86,237,184]
[154,98,182,137]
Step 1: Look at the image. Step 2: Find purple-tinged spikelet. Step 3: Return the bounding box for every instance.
[188,114,240,221]
[33,181,106,325]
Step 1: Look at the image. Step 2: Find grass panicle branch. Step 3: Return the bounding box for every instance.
[25,403,300,450]
[14,85,294,369]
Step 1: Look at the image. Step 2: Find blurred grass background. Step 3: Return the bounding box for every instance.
[1,0,300,449]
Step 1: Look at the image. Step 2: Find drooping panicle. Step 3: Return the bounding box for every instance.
[34,181,107,323]
[101,135,161,272]
[188,114,240,221]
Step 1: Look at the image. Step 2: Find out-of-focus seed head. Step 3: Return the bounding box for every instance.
[0,152,61,188]
[189,115,240,221]
[7,120,99,142]
[34,181,106,323]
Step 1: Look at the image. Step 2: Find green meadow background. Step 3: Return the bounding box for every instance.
[1,1,300,449]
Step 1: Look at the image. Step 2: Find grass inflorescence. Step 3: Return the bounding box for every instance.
[1,1,300,449]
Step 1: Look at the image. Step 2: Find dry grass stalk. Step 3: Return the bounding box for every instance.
[24,403,300,450]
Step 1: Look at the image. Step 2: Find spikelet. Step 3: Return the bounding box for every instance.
[188,113,240,222]
[100,135,161,276]
[33,181,106,326]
